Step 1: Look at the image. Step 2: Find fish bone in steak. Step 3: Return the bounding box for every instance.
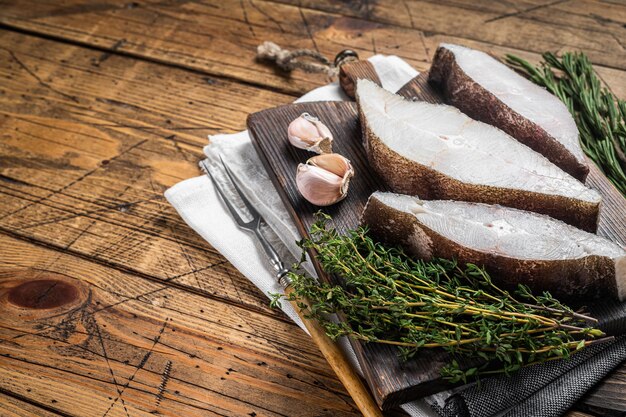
[355,79,601,232]
[362,192,626,301]
[429,43,588,181]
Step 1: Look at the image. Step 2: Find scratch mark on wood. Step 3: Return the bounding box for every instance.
[0,174,30,187]
[226,307,356,410]
[101,318,169,417]
[93,316,131,417]
[92,39,126,67]
[589,13,626,28]
[240,0,256,38]
[6,50,79,103]
[484,0,570,23]
[249,0,284,33]
[164,134,196,163]
[0,139,147,223]
[155,360,172,406]
[18,198,161,230]
[612,34,626,51]
[95,97,147,113]
[403,2,415,29]
[64,169,143,251]
[147,175,205,293]
[298,7,320,56]
[419,32,430,62]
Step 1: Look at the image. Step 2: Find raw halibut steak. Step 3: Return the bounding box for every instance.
[429,43,588,181]
[362,192,626,301]
[355,79,601,232]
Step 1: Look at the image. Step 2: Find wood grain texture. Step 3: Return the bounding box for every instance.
[1,0,625,415]
[1,0,626,98]
[0,392,63,417]
[275,0,626,72]
[0,30,296,323]
[0,0,423,96]
[0,234,361,417]
[395,70,441,103]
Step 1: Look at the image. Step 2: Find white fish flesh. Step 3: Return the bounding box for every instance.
[429,43,588,181]
[362,191,626,301]
[355,78,601,232]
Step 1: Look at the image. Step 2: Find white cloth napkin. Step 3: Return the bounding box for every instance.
[165,55,437,416]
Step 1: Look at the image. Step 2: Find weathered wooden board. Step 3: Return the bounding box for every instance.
[1,0,625,415]
[0,30,295,322]
[0,392,61,417]
[1,0,626,98]
[275,0,626,73]
[0,234,360,417]
[247,73,626,409]
[0,0,422,96]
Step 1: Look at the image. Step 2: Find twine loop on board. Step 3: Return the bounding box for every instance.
[256,41,359,77]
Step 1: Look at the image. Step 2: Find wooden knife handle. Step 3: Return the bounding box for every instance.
[285,286,383,417]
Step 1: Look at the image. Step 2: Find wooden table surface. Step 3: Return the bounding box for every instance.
[0,1,624,416]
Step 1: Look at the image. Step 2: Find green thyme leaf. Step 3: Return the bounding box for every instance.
[276,215,608,382]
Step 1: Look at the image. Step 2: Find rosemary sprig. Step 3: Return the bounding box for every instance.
[505,52,626,196]
[276,214,609,383]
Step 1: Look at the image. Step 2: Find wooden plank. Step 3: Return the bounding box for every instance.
[0,29,296,322]
[2,0,625,98]
[0,233,360,417]
[273,0,626,71]
[0,0,424,96]
[0,391,64,417]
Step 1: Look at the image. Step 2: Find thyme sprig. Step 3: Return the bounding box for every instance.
[505,52,626,196]
[277,214,609,383]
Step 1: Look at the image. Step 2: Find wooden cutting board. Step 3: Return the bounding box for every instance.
[246,72,626,409]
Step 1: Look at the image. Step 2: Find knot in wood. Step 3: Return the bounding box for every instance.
[8,279,79,309]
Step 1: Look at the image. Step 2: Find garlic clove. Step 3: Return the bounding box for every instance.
[287,113,333,154]
[306,153,353,178]
[296,164,346,206]
[295,154,354,206]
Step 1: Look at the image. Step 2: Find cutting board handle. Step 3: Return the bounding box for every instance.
[339,60,382,99]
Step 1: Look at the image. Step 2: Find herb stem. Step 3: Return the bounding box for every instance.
[282,215,608,383]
